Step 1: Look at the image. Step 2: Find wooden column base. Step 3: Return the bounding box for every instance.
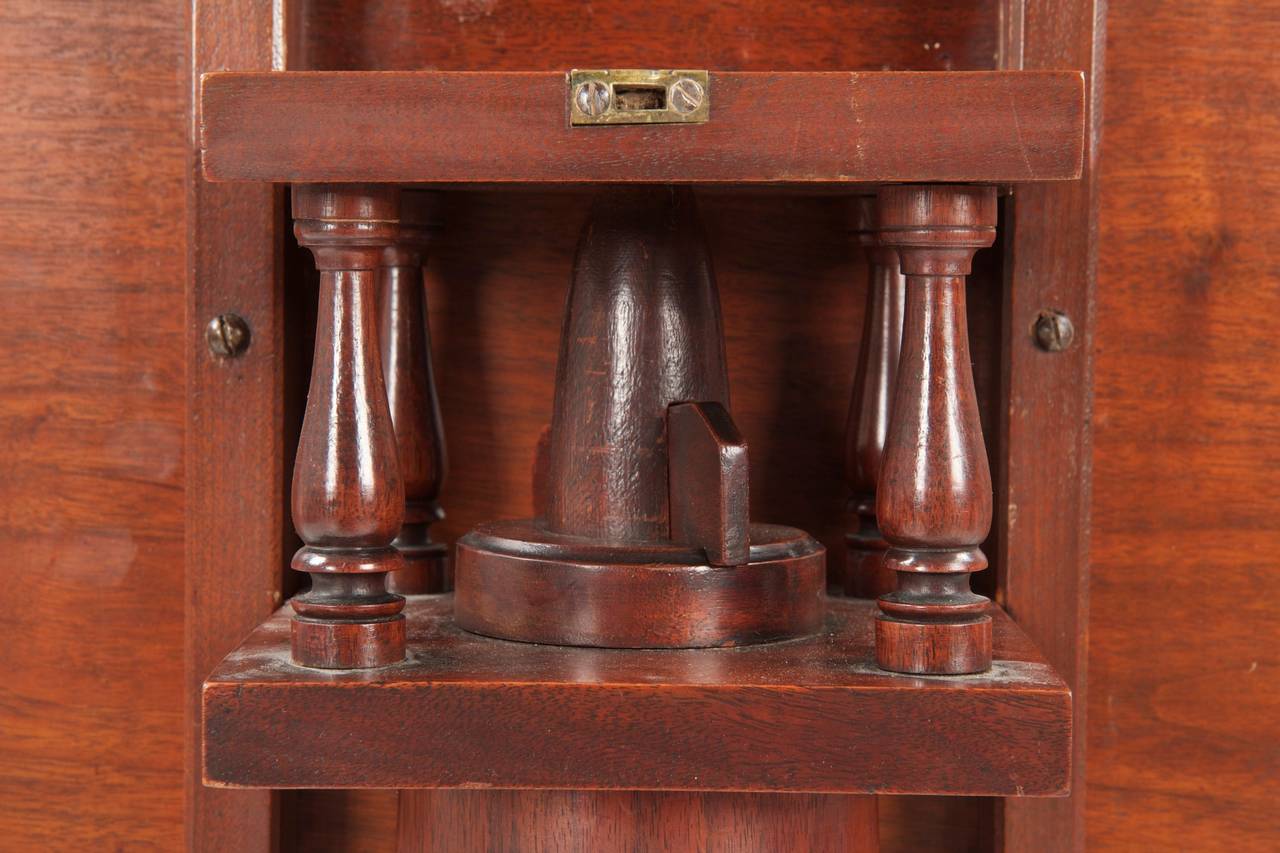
[875,615,993,675]
[290,616,406,670]
[454,520,825,648]
[844,498,895,598]
[845,543,896,599]
[388,545,449,596]
[398,791,879,853]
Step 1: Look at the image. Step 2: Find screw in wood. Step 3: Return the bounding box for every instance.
[1034,310,1074,352]
[574,80,611,117]
[206,313,250,358]
[670,77,705,114]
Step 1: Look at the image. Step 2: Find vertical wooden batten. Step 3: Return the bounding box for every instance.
[185,1,281,850]
[997,0,1105,849]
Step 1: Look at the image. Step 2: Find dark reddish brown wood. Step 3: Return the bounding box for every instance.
[274,9,1014,845]
[455,520,824,649]
[996,1,1103,848]
[0,2,193,849]
[289,184,407,668]
[199,71,1085,184]
[204,595,1070,794]
[380,191,450,595]
[186,1,279,850]
[454,187,824,648]
[668,401,750,566]
[544,187,727,543]
[844,195,907,600]
[297,0,999,73]
[399,790,879,853]
[875,184,998,675]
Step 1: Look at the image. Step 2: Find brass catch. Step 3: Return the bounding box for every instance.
[569,69,709,126]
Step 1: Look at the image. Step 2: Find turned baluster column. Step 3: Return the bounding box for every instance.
[844,195,907,599]
[290,184,406,669]
[875,184,996,675]
[380,192,450,595]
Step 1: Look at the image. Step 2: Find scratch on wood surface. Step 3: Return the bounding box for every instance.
[440,0,498,24]
[1005,79,1038,179]
[848,74,866,172]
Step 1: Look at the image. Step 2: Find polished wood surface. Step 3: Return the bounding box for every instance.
[454,186,825,649]
[545,187,728,544]
[289,184,406,668]
[996,0,1104,846]
[844,196,906,599]
[0,2,189,848]
[399,790,879,853]
[205,596,1070,795]
[381,192,449,595]
[455,520,826,649]
[186,0,282,844]
[668,401,750,566]
[875,185,998,675]
[1086,0,1280,849]
[267,6,1026,843]
[295,0,999,73]
[199,71,1085,184]
[4,0,1275,850]
[284,186,959,849]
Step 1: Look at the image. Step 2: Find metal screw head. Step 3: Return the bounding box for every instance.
[1033,310,1074,352]
[206,313,251,358]
[669,77,705,114]
[574,80,611,117]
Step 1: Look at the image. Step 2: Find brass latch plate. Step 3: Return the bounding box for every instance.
[569,69,710,126]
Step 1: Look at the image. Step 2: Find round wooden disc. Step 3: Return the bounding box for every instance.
[454,520,826,649]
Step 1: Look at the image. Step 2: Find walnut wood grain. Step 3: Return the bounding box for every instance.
[875,185,998,675]
[399,791,879,853]
[295,0,999,73]
[668,401,750,566]
[289,184,406,668]
[380,192,450,595]
[996,0,1104,848]
[844,195,906,600]
[455,520,824,649]
[204,596,1070,795]
[544,187,728,543]
[185,1,280,850]
[1077,2,1280,851]
[0,2,193,850]
[199,71,1085,184]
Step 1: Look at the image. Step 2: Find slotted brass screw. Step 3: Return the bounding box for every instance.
[574,80,611,117]
[206,313,250,358]
[670,77,705,114]
[1033,310,1074,352]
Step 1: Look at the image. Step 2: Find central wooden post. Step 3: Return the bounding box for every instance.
[453,186,825,649]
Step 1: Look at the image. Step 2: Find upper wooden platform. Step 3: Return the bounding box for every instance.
[199,71,1085,184]
[204,596,1071,795]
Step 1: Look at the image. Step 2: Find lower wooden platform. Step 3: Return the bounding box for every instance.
[203,596,1070,795]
